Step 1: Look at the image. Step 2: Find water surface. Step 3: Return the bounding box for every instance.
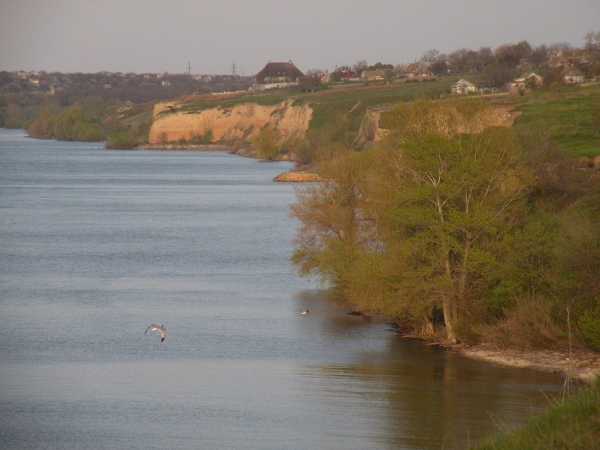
[0,129,564,449]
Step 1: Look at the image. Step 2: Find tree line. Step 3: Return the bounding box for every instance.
[290,98,600,350]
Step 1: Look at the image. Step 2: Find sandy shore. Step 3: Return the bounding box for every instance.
[136,143,232,151]
[273,171,323,182]
[448,344,600,383]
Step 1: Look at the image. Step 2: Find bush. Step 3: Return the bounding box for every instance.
[105,132,138,150]
[482,300,567,350]
[73,122,103,141]
[188,128,213,144]
[578,302,600,350]
[250,127,281,160]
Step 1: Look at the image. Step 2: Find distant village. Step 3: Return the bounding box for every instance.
[1,34,599,130]
[2,38,599,100]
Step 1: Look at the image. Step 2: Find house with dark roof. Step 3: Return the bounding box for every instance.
[252,60,305,84]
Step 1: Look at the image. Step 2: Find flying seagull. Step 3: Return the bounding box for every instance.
[295,309,309,315]
[145,324,167,342]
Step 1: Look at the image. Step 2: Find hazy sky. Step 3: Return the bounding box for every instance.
[1,0,598,75]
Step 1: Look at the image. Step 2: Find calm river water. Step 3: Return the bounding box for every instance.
[0,129,564,450]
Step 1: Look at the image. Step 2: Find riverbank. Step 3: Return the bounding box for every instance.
[397,326,599,383]
[135,143,232,151]
[448,343,600,383]
[138,143,323,182]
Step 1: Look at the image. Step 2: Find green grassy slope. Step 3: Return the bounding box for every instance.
[472,377,600,449]
[509,85,600,158]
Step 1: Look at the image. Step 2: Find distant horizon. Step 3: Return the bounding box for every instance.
[1,0,598,75]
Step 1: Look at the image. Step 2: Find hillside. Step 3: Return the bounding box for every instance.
[137,80,600,168]
[141,77,459,149]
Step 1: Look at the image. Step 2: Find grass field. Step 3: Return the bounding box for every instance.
[504,84,600,158]
[472,377,600,449]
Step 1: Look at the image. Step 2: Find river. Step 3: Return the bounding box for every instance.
[0,129,564,450]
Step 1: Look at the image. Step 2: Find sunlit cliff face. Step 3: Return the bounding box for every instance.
[148,99,312,144]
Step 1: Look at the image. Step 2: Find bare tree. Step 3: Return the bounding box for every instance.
[353,59,368,75]
[420,49,440,63]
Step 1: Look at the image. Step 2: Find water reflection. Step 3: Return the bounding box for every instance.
[294,292,562,449]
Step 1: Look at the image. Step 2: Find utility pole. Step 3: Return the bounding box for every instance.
[231,62,237,76]
[187,62,191,76]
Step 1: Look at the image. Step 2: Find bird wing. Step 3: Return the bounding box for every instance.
[145,324,161,333]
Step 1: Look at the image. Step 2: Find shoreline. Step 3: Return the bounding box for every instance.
[437,341,600,383]
[452,345,600,384]
[396,331,599,383]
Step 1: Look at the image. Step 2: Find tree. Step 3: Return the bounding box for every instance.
[584,30,600,63]
[382,128,533,342]
[27,103,55,138]
[430,57,448,76]
[495,41,532,68]
[421,49,440,63]
[353,59,368,75]
[290,99,534,343]
[79,96,106,118]
[447,48,471,73]
[482,61,517,88]
[290,148,370,290]
[4,103,25,128]
[51,107,95,140]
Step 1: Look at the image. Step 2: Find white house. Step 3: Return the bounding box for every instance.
[507,72,543,92]
[562,68,585,84]
[451,79,476,94]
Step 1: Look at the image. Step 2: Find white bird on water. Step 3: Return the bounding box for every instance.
[295,309,309,315]
[145,324,167,342]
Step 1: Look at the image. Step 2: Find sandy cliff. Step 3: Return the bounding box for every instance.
[148,99,312,145]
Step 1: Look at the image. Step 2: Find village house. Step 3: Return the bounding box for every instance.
[249,59,305,92]
[562,67,585,84]
[252,60,305,84]
[361,70,385,81]
[451,79,476,94]
[548,48,590,69]
[507,72,544,92]
[338,70,356,80]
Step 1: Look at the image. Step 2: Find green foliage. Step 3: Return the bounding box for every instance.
[490,216,562,309]
[187,128,213,144]
[250,127,281,160]
[50,107,103,141]
[473,377,600,449]
[290,86,600,347]
[329,72,341,83]
[3,103,26,128]
[578,301,600,350]
[27,103,54,138]
[105,131,138,149]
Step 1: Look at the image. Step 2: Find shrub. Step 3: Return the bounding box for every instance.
[482,300,567,350]
[578,302,600,350]
[105,132,138,150]
[73,122,103,141]
[250,127,281,160]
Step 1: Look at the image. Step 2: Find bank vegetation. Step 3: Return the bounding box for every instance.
[289,95,600,353]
